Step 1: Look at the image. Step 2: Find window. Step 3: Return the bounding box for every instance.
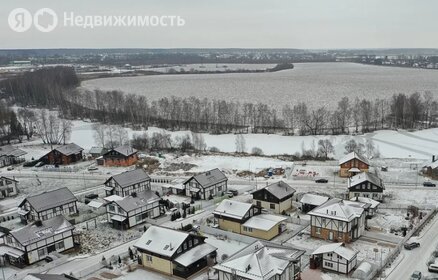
[38,248,45,258]
[218,186,222,192]
[315,228,321,235]
[324,262,333,268]
[109,205,115,212]
[177,247,182,254]
[270,203,275,209]
[56,241,65,250]
[118,207,123,213]
[243,226,253,232]
[69,206,75,213]
[183,243,187,250]
[136,215,142,222]
[194,239,199,245]
[42,214,48,220]
[146,255,153,262]
[7,187,14,193]
[6,236,13,244]
[188,240,193,248]
[256,201,261,207]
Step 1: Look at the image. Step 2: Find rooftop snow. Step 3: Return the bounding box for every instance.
[186,168,227,188]
[214,199,253,220]
[308,198,365,222]
[349,172,384,189]
[242,214,287,231]
[113,190,160,212]
[134,226,189,257]
[311,243,357,260]
[54,143,83,156]
[300,193,330,206]
[108,168,151,188]
[174,243,217,267]
[255,181,296,200]
[339,151,369,165]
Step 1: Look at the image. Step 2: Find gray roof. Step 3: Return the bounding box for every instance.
[26,274,78,280]
[0,145,27,157]
[54,143,83,156]
[349,172,384,190]
[89,147,106,154]
[109,169,151,188]
[113,190,160,212]
[0,176,18,182]
[107,145,137,157]
[186,168,227,188]
[10,216,74,246]
[257,181,296,200]
[19,187,77,212]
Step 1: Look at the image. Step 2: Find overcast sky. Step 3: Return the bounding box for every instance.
[2,0,437,49]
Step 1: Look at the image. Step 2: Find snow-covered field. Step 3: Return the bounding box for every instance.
[65,120,438,160]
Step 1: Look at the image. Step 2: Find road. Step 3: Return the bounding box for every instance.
[385,214,438,280]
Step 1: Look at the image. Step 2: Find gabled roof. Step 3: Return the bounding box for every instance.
[339,151,369,165]
[89,147,106,154]
[348,172,384,190]
[213,199,253,220]
[134,226,196,257]
[255,181,296,200]
[0,145,27,157]
[300,193,330,206]
[105,145,137,157]
[19,187,77,212]
[10,216,74,246]
[174,243,217,267]
[112,190,160,213]
[308,198,365,222]
[311,243,357,261]
[185,168,227,188]
[214,240,305,280]
[350,196,380,209]
[54,143,83,156]
[0,176,18,182]
[107,168,151,188]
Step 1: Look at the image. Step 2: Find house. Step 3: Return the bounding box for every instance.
[100,145,138,167]
[18,187,78,223]
[24,274,79,280]
[134,226,217,278]
[348,172,384,201]
[310,243,358,274]
[0,176,18,199]
[300,193,330,213]
[40,143,84,165]
[184,168,228,200]
[423,156,438,179]
[104,168,151,197]
[0,216,75,266]
[308,198,366,243]
[88,147,107,159]
[106,191,163,229]
[0,145,27,167]
[339,152,369,177]
[214,240,305,280]
[213,199,287,240]
[349,196,380,216]
[252,181,296,214]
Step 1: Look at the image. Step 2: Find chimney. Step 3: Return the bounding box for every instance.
[433,155,436,163]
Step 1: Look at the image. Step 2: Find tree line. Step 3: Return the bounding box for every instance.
[1,67,437,140]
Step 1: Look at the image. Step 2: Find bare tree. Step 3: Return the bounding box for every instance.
[191,132,206,151]
[317,139,334,159]
[235,134,246,153]
[344,139,364,154]
[93,123,106,148]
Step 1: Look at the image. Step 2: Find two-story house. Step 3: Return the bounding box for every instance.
[18,187,78,224]
[40,143,84,165]
[348,172,385,202]
[134,226,217,278]
[1,216,75,266]
[184,168,228,200]
[214,240,305,280]
[308,198,366,243]
[252,181,296,214]
[310,243,358,274]
[106,191,163,229]
[339,152,369,178]
[104,168,151,197]
[213,199,287,240]
[0,176,19,199]
[100,145,138,167]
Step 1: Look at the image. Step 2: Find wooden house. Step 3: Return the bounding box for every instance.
[339,152,369,178]
[40,143,83,165]
[100,145,138,167]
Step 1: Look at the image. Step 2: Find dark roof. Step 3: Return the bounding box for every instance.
[105,145,138,157]
[113,190,160,212]
[349,172,385,190]
[0,145,27,157]
[54,143,83,156]
[27,274,78,280]
[0,176,18,182]
[19,187,77,212]
[107,169,151,188]
[10,216,74,246]
[185,168,228,188]
[256,181,296,200]
[88,147,106,154]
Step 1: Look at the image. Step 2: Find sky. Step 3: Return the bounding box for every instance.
[1,0,438,49]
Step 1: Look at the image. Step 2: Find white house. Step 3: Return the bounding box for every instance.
[311,243,358,274]
[0,176,19,199]
[214,240,305,280]
[106,191,163,229]
[0,216,75,266]
[18,187,78,223]
[183,168,228,200]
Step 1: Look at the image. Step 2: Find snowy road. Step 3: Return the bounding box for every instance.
[385,214,438,280]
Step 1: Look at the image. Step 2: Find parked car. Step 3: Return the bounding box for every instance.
[424,182,437,187]
[429,263,438,273]
[315,178,328,183]
[405,242,420,250]
[411,271,422,280]
[88,166,99,171]
[228,189,239,196]
[6,167,14,171]
[85,193,99,200]
[226,191,234,198]
[45,256,53,263]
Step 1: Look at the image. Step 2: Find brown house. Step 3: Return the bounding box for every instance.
[423,157,438,179]
[100,145,138,167]
[339,152,369,178]
[40,143,84,165]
